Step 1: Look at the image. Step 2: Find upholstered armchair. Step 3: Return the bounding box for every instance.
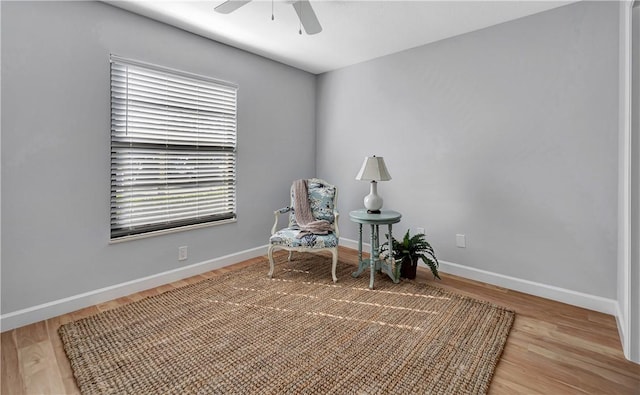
[268,178,339,282]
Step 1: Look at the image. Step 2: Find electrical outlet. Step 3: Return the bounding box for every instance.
[416,227,425,235]
[178,246,188,261]
[456,234,466,248]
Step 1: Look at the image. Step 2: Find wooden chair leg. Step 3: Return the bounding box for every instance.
[267,245,276,278]
[331,248,338,283]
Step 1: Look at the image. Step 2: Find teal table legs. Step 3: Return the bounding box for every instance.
[352,224,367,278]
[379,224,399,284]
[351,221,400,289]
[357,223,362,264]
[369,224,376,289]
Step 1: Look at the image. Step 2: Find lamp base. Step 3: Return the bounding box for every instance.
[363,180,384,213]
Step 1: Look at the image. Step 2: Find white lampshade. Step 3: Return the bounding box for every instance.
[355,156,392,181]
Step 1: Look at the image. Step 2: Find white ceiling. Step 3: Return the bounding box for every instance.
[106,0,576,74]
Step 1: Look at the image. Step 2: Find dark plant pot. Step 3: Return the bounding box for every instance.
[400,257,418,279]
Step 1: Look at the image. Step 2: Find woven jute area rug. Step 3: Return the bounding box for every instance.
[59,254,515,394]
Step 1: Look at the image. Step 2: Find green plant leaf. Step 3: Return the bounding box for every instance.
[386,230,440,280]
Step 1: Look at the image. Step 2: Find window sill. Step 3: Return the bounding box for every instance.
[109,218,237,244]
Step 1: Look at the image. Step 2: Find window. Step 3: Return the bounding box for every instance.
[110,55,237,240]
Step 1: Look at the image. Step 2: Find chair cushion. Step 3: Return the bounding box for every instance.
[289,179,336,227]
[270,228,338,249]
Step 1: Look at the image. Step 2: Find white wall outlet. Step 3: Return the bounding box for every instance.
[178,246,188,261]
[416,227,425,235]
[456,234,466,248]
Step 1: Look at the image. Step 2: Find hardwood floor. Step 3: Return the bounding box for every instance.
[2,247,639,394]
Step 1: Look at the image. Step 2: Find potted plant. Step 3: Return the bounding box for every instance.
[381,230,440,280]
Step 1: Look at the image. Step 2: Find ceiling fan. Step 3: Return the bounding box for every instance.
[215,0,322,35]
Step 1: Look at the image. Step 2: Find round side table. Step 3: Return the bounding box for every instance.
[349,209,402,289]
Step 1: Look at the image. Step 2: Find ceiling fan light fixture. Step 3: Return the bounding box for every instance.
[215,0,322,35]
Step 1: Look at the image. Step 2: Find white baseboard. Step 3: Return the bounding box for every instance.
[616,302,629,360]
[437,260,617,315]
[340,237,370,251]
[3,240,619,332]
[340,237,617,315]
[0,245,269,332]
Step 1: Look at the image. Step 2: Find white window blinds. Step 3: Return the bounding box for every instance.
[110,55,237,240]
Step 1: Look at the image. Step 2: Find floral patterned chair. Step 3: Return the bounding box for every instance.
[268,178,339,282]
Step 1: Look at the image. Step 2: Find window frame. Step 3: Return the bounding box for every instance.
[109,55,238,242]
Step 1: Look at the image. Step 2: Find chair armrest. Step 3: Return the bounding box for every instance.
[333,210,340,239]
[271,207,291,235]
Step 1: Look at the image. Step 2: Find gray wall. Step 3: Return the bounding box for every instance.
[316,1,619,298]
[1,1,316,314]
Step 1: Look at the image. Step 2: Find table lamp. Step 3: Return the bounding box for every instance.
[355,155,392,214]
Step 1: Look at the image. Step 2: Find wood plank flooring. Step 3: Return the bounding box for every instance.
[2,247,639,394]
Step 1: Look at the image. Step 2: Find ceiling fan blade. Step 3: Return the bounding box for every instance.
[292,0,322,35]
[214,0,252,14]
